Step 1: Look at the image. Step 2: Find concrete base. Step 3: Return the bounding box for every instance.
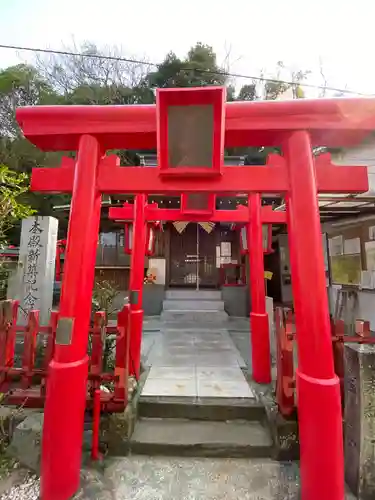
[222,286,249,317]
[143,285,165,316]
[344,344,375,500]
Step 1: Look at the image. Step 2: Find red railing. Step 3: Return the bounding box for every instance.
[275,306,375,417]
[0,299,130,412]
[275,307,295,417]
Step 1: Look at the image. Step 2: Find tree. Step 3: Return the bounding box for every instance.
[35,42,154,105]
[0,64,59,137]
[146,43,228,90]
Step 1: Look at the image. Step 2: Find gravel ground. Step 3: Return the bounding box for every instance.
[0,457,356,500]
[0,473,39,500]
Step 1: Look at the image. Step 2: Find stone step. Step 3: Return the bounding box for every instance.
[161,310,229,323]
[130,418,273,458]
[163,299,225,311]
[166,290,222,301]
[138,398,265,421]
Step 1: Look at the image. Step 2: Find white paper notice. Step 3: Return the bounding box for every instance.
[329,236,343,256]
[361,270,374,289]
[221,242,231,257]
[365,240,375,271]
[344,237,361,255]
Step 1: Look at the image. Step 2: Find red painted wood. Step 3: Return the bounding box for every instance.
[110,203,287,224]
[41,135,102,500]
[31,154,368,195]
[248,194,271,383]
[157,87,225,177]
[275,307,295,417]
[114,304,129,403]
[17,98,375,151]
[21,310,39,389]
[284,131,344,500]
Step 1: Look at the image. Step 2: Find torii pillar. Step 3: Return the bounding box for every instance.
[41,136,102,500]
[285,131,344,500]
[248,193,271,383]
[128,194,147,379]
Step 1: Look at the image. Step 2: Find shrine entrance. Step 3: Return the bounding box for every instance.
[169,223,218,288]
[16,87,374,500]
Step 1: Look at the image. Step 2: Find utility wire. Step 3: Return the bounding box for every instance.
[0,42,372,97]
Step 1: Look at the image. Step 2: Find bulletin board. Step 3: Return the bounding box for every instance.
[330,254,362,286]
[328,220,375,289]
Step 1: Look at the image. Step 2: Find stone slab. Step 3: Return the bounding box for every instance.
[344,343,375,500]
[14,216,58,325]
[166,290,222,300]
[197,379,255,399]
[138,398,265,421]
[130,419,273,458]
[142,378,197,397]
[142,326,251,399]
[163,299,225,311]
[6,412,44,472]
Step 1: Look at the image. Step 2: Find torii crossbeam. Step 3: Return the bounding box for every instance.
[16,89,374,500]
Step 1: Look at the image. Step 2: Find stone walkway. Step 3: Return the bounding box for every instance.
[141,326,254,399]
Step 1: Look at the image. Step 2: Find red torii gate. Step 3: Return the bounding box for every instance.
[109,198,287,382]
[16,88,373,500]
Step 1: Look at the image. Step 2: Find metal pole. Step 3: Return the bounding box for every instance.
[248,193,271,383]
[128,194,147,379]
[285,131,344,500]
[41,135,102,500]
[196,223,199,291]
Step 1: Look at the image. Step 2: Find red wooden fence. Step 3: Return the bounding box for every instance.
[0,300,130,412]
[275,305,375,417]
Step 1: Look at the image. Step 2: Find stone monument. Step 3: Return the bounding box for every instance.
[14,216,58,325]
[344,343,375,499]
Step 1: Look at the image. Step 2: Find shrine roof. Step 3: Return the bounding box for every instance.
[16,97,375,152]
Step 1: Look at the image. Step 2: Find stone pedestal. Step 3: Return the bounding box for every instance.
[14,216,58,325]
[344,344,375,500]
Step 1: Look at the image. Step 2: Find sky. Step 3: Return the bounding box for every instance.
[0,0,375,96]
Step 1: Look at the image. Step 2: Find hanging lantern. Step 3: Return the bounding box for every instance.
[240,226,248,255]
[124,222,133,255]
[124,222,156,256]
[239,224,274,255]
[263,224,274,254]
[146,224,156,256]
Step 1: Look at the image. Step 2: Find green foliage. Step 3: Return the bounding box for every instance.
[0,165,35,298]
[0,165,35,246]
[237,84,257,101]
[147,43,227,90]
[91,279,122,373]
[91,279,121,318]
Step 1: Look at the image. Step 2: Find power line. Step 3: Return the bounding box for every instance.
[0,42,372,97]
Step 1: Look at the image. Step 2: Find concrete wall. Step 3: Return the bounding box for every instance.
[142,285,165,316]
[222,286,249,317]
[113,285,166,316]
